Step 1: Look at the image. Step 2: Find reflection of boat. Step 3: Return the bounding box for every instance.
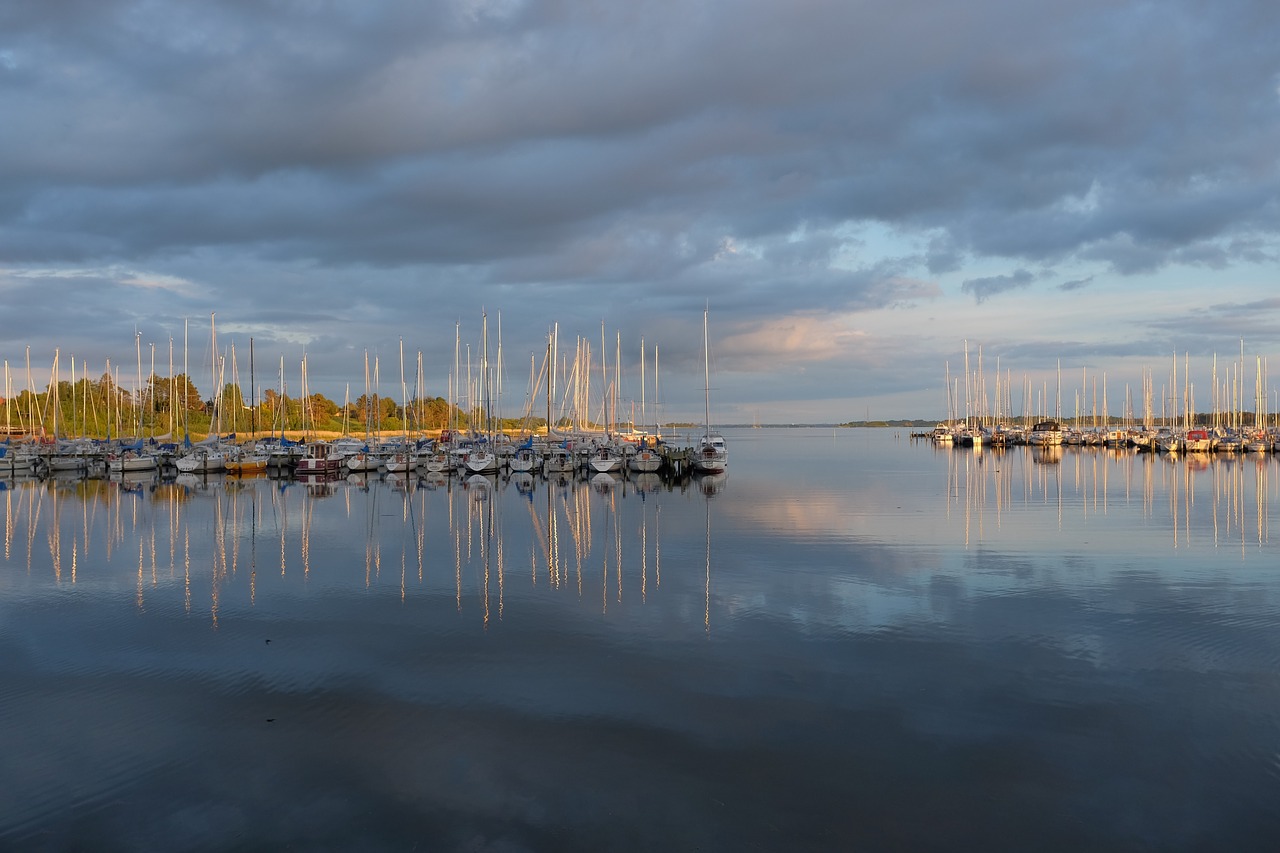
[696,471,727,496]
[175,472,223,491]
[112,467,156,494]
[111,467,158,488]
[546,471,574,490]
[299,474,338,497]
[385,471,416,491]
[1032,445,1063,465]
[464,473,493,499]
[421,471,449,490]
[590,471,621,492]
[631,472,663,493]
[510,471,536,497]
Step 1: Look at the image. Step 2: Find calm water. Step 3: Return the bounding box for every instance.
[3,428,1280,851]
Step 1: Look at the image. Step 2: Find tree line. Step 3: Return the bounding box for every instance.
[0,372,546,438]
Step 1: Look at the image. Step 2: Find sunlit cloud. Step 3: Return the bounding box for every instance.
[116,270,200,296]
[719,316,867,370]
[1,265,198,296]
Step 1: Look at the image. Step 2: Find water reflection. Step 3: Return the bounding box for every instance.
[6,430,1280,850]
[942,441,1273,551]
[1,468,706,630]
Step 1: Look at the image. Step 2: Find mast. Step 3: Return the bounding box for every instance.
[703,307,712,437]
[640,336,647,434]
[136,330,144,438]
[399,337,408,445]
[654,344,661,434]
[249,337,257,438]
[481,311,492,439]
[616,330,622,433]
[362,349,371,441]
[372,355,380,440]
[182,318,190,441]
[51,349,60,441]
[209,313,217,438]
[26,347,38,438]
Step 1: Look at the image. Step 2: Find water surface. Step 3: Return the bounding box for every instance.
[3,428,1279,851]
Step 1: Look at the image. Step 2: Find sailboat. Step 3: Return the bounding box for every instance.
[174,315,227,474]
[628,339,663,473]
[459,315,499,475]
[108,332,160,474]
[693,308,728,474]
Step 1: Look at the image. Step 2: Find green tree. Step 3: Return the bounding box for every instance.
[147,373,203,416]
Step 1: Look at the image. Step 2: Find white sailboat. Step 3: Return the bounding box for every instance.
[108,332,159,474]
[693,308,728,474]
[173,315,227,474]
[628,339,663,473]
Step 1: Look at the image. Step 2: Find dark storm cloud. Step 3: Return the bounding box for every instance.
[4,0,1276,267]
[1,0,1277,416]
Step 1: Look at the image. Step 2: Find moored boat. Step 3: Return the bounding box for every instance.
[295,440,344,474]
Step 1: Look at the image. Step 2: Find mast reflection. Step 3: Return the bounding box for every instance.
[0,467,717,628]
[941,442,1272,548]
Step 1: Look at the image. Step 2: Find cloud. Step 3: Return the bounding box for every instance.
[0,0,1277,418]
[961,270,1036,303]
[1058,276,1095,292]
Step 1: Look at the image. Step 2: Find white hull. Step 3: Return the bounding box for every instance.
[693,455,727,474]
[2,450,40,472]
[46,455,89,472]
[694,432,728,474]
[343,452,383,472]
[107,454,159,473]
[628,450,662,473]
[421,452,451,473]
[587,450,622,473]
[542,451,574,474]
[462,451,499,474]
[384,452,418,473]
[174,450,227,473]
[508,449,539,473]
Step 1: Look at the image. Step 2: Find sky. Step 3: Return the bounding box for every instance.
[1,0,1278,425]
